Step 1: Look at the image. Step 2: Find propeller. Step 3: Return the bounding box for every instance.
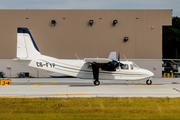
[118,52,120,61]
[117,52,123,70]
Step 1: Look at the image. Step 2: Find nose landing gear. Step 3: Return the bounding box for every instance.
[146,79,152,85]
[94,80,100,86]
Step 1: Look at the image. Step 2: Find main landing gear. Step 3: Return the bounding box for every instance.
[94,80,100,86]
[146,79,152,85]
[92,63,100,86]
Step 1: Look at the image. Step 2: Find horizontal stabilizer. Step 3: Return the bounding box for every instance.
[13,58,32,61]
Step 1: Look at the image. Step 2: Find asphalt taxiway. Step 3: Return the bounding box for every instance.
[0,78,180,98]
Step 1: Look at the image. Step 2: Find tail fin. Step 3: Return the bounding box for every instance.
[17,28,41,58]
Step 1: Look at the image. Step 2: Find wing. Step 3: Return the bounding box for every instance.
[84,58,113,85]
[83,54,120,86]
[84,58,112,63]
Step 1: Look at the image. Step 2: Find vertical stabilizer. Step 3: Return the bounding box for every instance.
[17,28,41,58]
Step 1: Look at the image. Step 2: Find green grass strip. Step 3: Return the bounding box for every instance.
[0,97,180,120]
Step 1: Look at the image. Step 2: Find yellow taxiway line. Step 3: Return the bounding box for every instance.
[32,82,59,85]
[133,83,163,85]
[0,93,96,98]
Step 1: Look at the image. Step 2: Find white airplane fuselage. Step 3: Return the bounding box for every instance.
[17,54,154,81]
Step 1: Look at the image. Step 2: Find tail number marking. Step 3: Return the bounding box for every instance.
[36,62,55,68]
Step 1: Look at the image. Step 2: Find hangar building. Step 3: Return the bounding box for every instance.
[0,9,172,78]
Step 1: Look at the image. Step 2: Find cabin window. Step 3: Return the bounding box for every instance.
[130,64,133,70]
[121,64,129,70]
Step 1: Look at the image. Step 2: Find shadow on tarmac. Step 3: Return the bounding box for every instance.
[69,85,95,87]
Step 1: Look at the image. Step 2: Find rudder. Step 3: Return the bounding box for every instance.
[17,28,41,58]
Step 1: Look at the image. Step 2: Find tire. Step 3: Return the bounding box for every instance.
[146,79,152,85]
[94,80,100,86]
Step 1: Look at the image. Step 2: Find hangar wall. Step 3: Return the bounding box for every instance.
[0,10,172,78]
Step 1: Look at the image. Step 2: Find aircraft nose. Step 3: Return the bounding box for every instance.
[148,70,154,77]
[141,68,154,77]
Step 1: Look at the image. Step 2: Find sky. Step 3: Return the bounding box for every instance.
[0,0,179,17]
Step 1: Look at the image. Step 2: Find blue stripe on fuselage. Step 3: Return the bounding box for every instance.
[40,59,145,76]
[17,28,40,52]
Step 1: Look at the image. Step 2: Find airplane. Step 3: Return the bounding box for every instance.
[14,27,154,86]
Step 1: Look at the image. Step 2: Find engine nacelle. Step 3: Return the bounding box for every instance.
[95,60,121,71]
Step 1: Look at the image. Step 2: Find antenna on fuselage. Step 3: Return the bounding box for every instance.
[75,53,80,60]
[123,55,128,61]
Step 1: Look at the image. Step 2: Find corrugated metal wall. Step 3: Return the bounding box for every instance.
[0,9,172,78]
[0,10,171,59]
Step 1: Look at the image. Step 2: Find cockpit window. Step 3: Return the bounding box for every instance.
[121,64,129,70]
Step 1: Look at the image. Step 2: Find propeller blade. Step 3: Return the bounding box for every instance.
[117,52,121,70]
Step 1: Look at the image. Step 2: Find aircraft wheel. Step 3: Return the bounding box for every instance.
[94,80,100,86]
[146,79,152,85]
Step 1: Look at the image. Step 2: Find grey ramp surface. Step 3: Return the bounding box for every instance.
[9,78,180,85]
[1,78,180,98]
[0,84,180,98]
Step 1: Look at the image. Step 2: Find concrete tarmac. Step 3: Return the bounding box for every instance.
[0,78,180,98]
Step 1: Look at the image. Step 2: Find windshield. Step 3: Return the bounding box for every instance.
[132,63,139,69]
